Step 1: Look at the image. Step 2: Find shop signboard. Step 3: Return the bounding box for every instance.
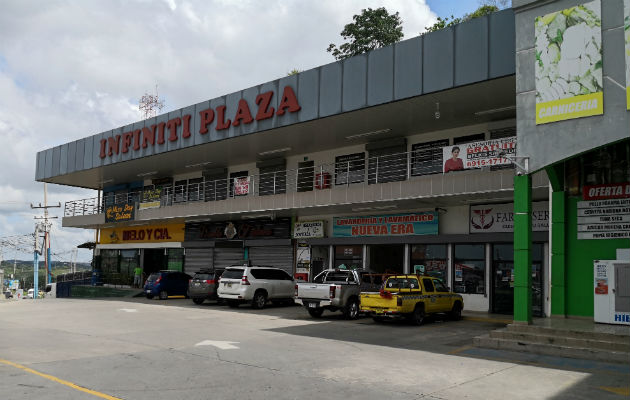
[470,202,549,233]
[104,202,135,223]
[293,221,325,239]
[534,1,603,125]
[442,137,515,172]
[583,182,630,200]
[185,218,292,241]
[333,212,438,237]
[577,199,630,239]
[234,177,250,196]
[99,223,185,244]
[626,0,630,109]
[139,187,162,210]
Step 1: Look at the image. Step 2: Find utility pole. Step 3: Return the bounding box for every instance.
[31,183,61,293]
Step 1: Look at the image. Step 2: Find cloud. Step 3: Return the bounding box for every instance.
[0,0,437,261]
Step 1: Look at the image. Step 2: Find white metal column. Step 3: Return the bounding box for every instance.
[328,245,334,269]
[403,244,410,274]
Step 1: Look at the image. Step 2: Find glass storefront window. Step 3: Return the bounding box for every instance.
[334,245,362,270]
[410,244,447,282]
[119,249,139,286]
[167,249,184,271]
[453,244,485,295]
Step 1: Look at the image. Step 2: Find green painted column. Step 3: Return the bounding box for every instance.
[513,174,532,324]
[550,191,567,316]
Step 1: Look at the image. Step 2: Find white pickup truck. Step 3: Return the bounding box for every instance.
[295,269,381,319]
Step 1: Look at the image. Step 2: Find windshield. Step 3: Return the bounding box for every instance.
[147,273,161,281]
[221,269,244,279]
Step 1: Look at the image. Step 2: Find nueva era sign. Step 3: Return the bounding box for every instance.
[98,86,301,159]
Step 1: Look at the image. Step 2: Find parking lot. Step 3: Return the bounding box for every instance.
[0,297,628,400]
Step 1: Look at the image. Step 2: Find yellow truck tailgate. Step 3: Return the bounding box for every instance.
[360,292,397,313]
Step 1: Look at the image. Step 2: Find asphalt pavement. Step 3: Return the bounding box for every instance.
[0,297,627,400]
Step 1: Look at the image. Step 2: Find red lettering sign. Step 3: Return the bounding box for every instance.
[583,183,630,200]
[99,87,301,159]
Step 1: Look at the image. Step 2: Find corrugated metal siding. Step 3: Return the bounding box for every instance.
[248,246,294,275]
[213,247,245,269]
[184,248,214,275]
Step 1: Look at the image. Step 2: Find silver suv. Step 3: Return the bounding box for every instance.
[217,265,295,309]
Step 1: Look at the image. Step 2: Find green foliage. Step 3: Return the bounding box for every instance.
[424,4,500,34]
[287,68,301,76]
[327,7,403,60]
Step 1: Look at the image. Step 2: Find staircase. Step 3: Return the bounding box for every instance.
[474,323,630,364]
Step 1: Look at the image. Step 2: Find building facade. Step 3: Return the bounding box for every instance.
[36,4,628,320]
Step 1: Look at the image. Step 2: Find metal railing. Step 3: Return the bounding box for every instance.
[64,149,513,217]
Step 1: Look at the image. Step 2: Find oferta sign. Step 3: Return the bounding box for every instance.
[535,0,603,124]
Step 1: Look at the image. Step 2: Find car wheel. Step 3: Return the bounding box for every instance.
[410,305,425,326]
[159,290,168,300]
[450,302,462,321]
[146,294,154,299]
[227,300,239,308]
[343,299,360,320]
[307,308,324,318]
[251,291,267,309]
[192,298,204,305]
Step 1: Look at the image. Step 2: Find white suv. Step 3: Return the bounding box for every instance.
[217,265,295,309]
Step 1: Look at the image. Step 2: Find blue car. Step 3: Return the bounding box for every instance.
[144,270,192,300]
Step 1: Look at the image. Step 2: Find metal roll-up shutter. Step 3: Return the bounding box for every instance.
[213,247,245,269]
[248,246,294,274]
[184,248,214,275]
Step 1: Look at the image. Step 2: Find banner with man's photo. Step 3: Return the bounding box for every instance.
[534,0,603,124]
[442,137,516,173]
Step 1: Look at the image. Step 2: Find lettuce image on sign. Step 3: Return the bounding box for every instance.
[535,0,603,124]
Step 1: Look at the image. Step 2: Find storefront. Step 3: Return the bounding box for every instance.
[184,217,293,275]
[97,223,185,285]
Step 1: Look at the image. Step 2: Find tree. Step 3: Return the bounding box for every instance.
[287,69,301,76]
[423,2,506,34]
[327,7,403,61]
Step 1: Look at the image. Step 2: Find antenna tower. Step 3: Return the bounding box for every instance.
[139,85,165,119]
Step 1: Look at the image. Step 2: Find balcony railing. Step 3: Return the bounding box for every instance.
[64,149,515,217]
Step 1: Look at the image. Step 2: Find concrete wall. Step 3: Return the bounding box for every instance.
[37,10,516,182]
[514,0,629,171]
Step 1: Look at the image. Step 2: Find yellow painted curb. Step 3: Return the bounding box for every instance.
[599,386,630,396]
[0,358,122,400]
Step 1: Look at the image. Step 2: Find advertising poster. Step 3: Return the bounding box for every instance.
[234,177,250,196]
[293,221,325,239]
[442,137,516,172]
[333,212,438,237]
[535,0,603,124]
[625,0,630,109]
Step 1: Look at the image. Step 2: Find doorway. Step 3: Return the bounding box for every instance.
[144,248,168,275]
[491,243,544,316]
[368,244,404,274]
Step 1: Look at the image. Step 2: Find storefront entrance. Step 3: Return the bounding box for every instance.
[368,244,404,274]
[492,243,544,317]
[144,248,169,274]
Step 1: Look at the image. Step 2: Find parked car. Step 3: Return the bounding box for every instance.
[217,265,295,309]
[27,288,34,299]
[360,275,463,325]
[295,269,370,319]
[188,268,224,305]
[144,270,192,300]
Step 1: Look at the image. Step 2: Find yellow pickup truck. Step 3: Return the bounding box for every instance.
[360,275,463,325]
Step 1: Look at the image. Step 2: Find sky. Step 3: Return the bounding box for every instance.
[0,0,496,262]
